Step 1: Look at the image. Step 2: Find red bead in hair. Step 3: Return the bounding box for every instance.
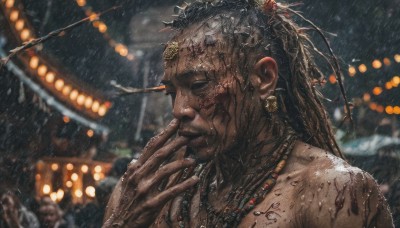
[263,0,277,13]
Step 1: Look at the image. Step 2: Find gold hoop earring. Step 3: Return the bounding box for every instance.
[264,95,278,113]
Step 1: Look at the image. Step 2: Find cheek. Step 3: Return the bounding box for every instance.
[199,83,233,115]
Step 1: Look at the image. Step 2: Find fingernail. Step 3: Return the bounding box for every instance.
[184,158,195,162]
[191,175,200,181]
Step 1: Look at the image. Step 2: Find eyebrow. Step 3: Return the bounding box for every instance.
[161,69,209,84]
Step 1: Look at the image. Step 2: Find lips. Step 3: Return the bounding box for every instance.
[178,130,207,147]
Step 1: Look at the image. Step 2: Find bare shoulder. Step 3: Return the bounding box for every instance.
[240,142,394,228]
[293,143,394,228]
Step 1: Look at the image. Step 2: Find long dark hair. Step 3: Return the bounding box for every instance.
[165,0,343,158]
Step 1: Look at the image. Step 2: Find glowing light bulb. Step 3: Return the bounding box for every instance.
[37,65,47,77]
[77,94,85,106]
[383,58,391,66]
[92,21,100,28]
[119,47,128,57]
[69,90,79,101]
[92,101,100,113]
[75,189,83,198]
[348,66,356,77]
[93,173,100,181]
[50,192,57,202]
[386,106,394,115]
[358,64,367,73]
[55,79,64,91]
[98,105,107,117]
[85,97,93,109]
[376,105,384,113]
[62,85,72,96]
[29,56,39,69]
[127,54,135,61]
[9,10,18,21]
[392,76,400,86]
[35,174,41,181]
[98,23,107,33]
[71,173,78,181]
[15,19,24,31]
[394,54,400,63]
[94,165,102,173]
[81,165,89,173]
[89,13,98,21]
[45,72,55,83]
[328,74,336,84]
[87,130,94,138]
[115,44,123,53]
[63,116,70,123]
[372,87,383,96]
[394,106,400,115]
[385,82,393,90]
[5,0,15,8]
[85,186,96,197]
[372,60,382,69]
[51,163,59,171]
[56,189,64,201]
[66,181,73,188]
[20,29,30,41]
[76,0,86,7]
[369,103,377,111]
[362,93,371,102]
[66,163,74,171]
[43,184,51,194]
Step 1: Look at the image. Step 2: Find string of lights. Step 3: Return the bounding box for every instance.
[325,53,399,115]
[36,158,111,204]
[362,75,400,115]
[347,55,400,77]
[74,0,135,61]
[1,0,111,118]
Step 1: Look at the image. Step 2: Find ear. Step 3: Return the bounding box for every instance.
[250,57,279,100]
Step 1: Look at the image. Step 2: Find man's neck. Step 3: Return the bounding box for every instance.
[211,122,289,190]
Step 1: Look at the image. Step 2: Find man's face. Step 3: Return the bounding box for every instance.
[39,204,59,228]
[163,23,260,162]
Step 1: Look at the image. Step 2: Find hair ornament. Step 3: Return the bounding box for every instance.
[262,0,277,13]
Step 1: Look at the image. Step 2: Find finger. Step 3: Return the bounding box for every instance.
[150,158,196,188]
[143,176,199,210]
[138,137,189,175]
[137,119,180,164]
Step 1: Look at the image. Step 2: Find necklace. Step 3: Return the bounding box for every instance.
[174,129,297,227]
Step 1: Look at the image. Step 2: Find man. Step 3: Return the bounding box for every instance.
[0,191,40,228]
[38,196,67,228]
[104,0,394,227]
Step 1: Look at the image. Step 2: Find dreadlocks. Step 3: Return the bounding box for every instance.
[165,0,343,158]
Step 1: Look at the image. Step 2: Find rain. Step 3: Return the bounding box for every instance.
[0,0,399,227]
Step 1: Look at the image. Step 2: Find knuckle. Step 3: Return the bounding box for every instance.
[141,201,153,210]
[158,165,170,174]
[129,172,141,184]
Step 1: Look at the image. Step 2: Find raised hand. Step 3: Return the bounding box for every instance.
[103,119,199,228]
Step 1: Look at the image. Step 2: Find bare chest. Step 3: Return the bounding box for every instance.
[160,174,303,228]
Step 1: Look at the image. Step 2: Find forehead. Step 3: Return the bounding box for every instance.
[162,22,233,81]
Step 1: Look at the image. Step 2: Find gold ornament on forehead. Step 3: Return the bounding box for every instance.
[164,41,179,61]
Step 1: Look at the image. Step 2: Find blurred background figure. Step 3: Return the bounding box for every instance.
[75,157,129,227]
[0,190,40,228]
[58,191,76,228]
[38,196,67,228]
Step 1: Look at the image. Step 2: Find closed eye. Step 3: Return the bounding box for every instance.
[190,80,209,91]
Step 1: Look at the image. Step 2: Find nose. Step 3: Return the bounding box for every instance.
[172,90,196,121]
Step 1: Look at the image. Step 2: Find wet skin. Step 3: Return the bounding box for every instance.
[104,20,394,227]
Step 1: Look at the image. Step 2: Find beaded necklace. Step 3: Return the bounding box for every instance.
[174,129,297,227]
